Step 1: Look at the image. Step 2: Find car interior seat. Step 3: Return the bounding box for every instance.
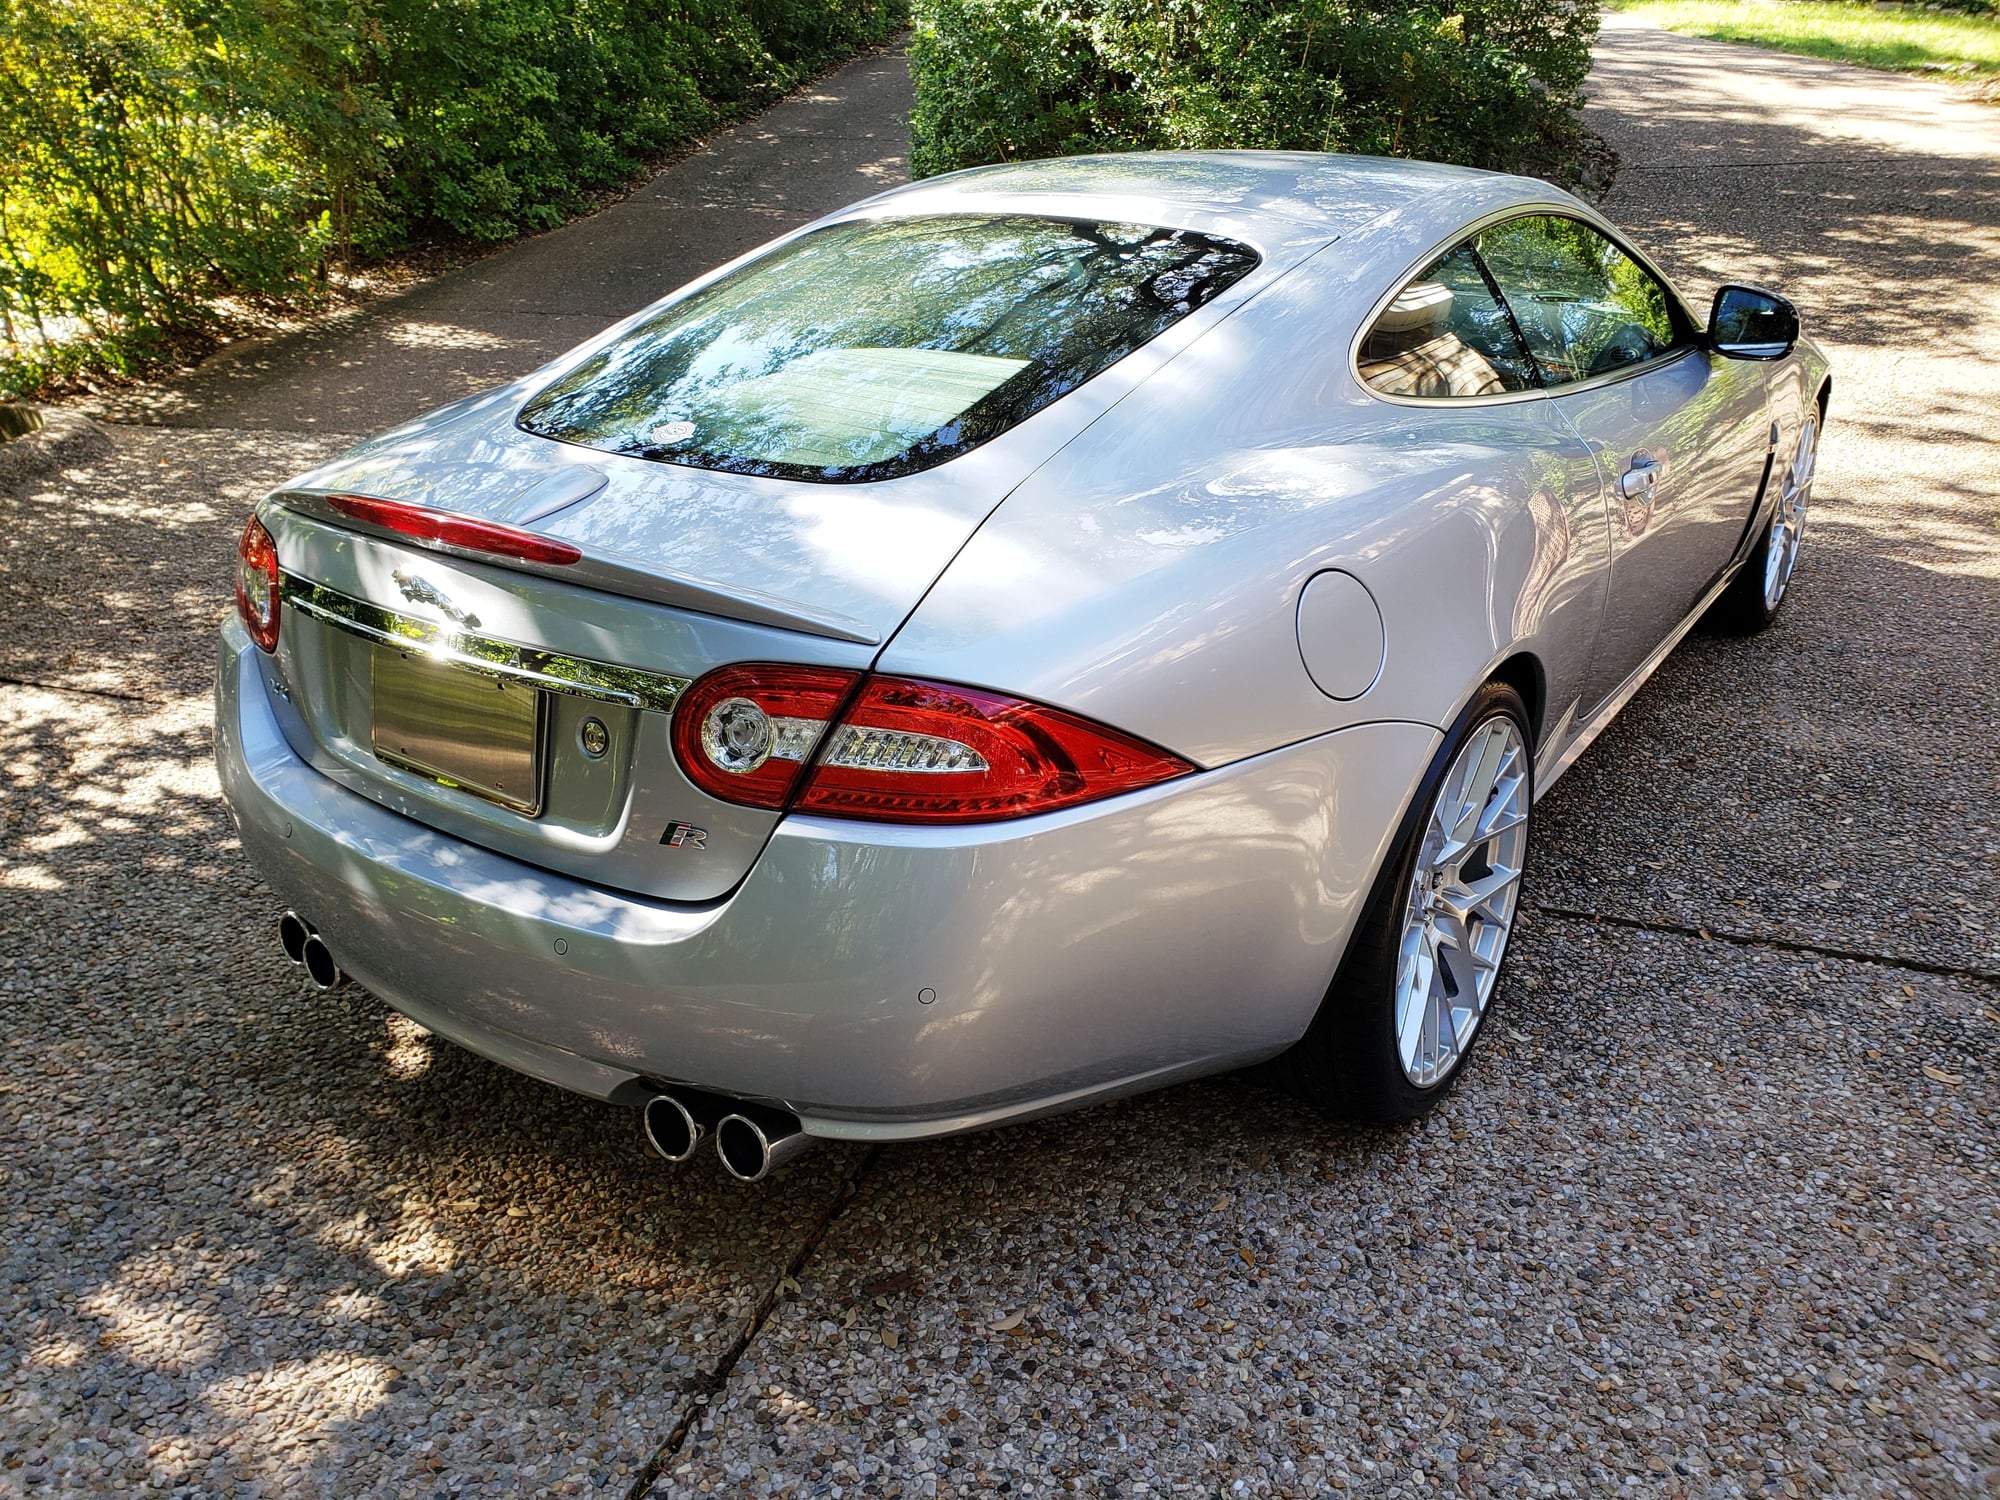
[1358,283,1508,399]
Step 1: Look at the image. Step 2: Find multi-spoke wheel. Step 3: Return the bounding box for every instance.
[1713,407,1821,632]
[1762,413,1817,610]
[1393,715,1529,1087]
[1277,680,1534,1122]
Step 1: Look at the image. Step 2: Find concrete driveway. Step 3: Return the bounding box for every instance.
[2,21,1994,1497]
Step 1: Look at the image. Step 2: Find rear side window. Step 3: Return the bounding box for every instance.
[517,215,1260,483]
[1359,244,1538,399]
[1475,215,1678,385]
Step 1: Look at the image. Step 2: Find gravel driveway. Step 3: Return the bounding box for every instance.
[2,21,1995,1498]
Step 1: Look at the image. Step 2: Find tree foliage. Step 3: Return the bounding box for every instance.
[907,0,1599,180]
[0,0,904,392]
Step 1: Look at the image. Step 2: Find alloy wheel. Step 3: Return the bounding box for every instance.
[1763,415,1818,610]
[1394,715,1530,1088]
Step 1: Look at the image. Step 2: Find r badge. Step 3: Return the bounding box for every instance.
[661,822,708,850]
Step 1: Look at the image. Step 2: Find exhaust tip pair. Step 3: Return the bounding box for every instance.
[277,911,346,990]
[644,1090,812,1182]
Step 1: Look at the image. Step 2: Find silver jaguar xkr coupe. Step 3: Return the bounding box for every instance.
[215,153,1830,1179]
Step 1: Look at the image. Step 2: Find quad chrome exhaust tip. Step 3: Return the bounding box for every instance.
[714,1104,813,1183]
[300,933,346,990]
[277,910,312,966]
[278,911,347,990]
[642,1088,730,1164]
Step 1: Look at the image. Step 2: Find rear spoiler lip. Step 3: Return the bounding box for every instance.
[269,489,883,646]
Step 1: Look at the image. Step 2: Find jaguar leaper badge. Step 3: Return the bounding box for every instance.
[391,569,481,629]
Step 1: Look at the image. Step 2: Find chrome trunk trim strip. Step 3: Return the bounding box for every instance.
[279,572,690,714]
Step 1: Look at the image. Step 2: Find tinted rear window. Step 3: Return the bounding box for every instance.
[515,214,1260,484]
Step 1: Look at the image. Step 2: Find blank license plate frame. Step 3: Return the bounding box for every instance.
[370,647,546,815]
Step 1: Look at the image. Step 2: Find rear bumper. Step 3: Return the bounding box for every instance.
[216,620,1437,1140]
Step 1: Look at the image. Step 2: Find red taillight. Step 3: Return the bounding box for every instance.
[670,663,863,810]
[798,676,1194,823]
[672,665,1195,824]
[324,493,583,566]
[236,515,281,652]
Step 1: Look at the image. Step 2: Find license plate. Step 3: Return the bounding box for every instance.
[371,648,546,814]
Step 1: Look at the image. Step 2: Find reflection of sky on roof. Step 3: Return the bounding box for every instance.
[911,151,1495,235]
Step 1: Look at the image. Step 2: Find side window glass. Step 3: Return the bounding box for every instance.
[1359,243,1538,399]
[1476,215,1676,386]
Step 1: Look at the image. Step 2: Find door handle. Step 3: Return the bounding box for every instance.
[1618,455,1662,500]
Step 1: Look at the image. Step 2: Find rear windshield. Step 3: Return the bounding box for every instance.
[515,214,1260,484]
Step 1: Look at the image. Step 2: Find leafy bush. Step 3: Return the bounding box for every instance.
[0,0,904,394]
[907,0,1599,180]
[0,0,327,372]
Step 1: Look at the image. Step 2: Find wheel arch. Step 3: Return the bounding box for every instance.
[1488,650,1546,750]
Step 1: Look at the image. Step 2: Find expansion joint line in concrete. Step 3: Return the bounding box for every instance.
[623,1145,884,1499]
[1525,902,2000,987]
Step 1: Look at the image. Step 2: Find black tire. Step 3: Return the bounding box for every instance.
[1708,410,1819,635]
[1275,680,1534,1123]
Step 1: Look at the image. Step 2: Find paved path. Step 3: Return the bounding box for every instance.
[3,21,1995,1498]
[86,48,912,435]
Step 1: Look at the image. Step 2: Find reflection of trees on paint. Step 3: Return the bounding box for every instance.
[518,214,1259,483]
[1516,485,1575,635]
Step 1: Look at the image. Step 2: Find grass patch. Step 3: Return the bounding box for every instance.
[1608,0,2000,80]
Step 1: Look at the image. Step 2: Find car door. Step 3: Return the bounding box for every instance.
[1355,238,1610,753]
[1476,215,1772,707]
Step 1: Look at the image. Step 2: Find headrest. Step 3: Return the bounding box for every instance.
[1374,282,1453,335]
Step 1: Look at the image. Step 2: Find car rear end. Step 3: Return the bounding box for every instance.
[214,190,1427,1150]
[218,500,1421,1143]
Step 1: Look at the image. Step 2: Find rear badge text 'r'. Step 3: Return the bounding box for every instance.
[662,822,708,850]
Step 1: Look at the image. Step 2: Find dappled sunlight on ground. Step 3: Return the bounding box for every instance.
[1602,11,2000,160]
[1522,22,2000,989]
[0,667,860,1491]
[1592,24,2000,601]
[1812,343,2000,579]
[381,1013,439,1084]
[0,429,353,701]
[383,321,523,353]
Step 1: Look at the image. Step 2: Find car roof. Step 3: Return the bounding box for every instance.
[853,151,1569,251]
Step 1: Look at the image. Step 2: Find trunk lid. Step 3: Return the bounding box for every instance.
[280,398,1059,647]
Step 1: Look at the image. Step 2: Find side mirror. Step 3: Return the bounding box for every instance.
[1709,284,1799,359]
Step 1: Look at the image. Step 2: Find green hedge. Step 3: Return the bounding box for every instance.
[908,0,1598,181]
[0,0,904,394]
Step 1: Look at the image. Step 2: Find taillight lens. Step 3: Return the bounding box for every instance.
[236,515,281,652]
[672,665,1195,824]
[670,664,863,810]
[798,676,1194,823]
[324,493,583,566]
